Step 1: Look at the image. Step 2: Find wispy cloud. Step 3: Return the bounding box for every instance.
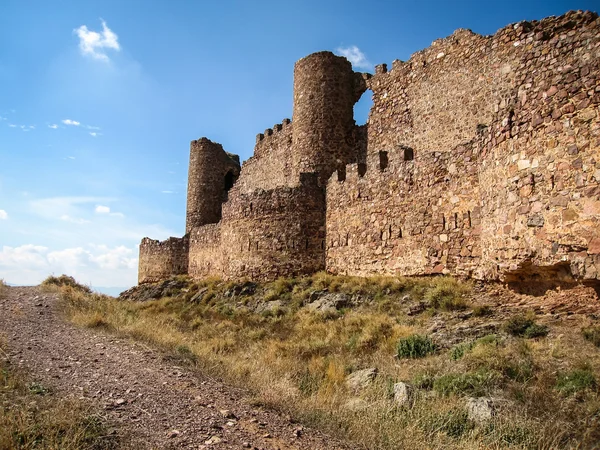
[62,119,80,126]
[89,132,102,137]
[48,124,59,129]
[95,205,111,214]
[161,190,175,194]
[60,214,90,225]
[335,45,372,70]
[74,19,120,62]
[8,124,17,128]
[0,210,7,220]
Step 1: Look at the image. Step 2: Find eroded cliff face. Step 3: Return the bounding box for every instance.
[139,11,600,287]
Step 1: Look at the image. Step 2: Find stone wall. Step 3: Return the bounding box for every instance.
[139,11,600,285]
[234,119,295,193]
[477,11,600,281]
[326,141,482,277]
[138,237,189,284]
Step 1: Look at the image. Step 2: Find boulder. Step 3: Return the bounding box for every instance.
[346,368,378,392]
[466,397,495,423]
[392,382,414,407]
[306,293,350,314]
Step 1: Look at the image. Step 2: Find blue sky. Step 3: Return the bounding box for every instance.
[0,0,596,291]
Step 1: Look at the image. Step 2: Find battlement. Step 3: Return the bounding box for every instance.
[139,10,600,286]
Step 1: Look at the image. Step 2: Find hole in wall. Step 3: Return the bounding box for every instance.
[338,166,346,182]
[379,151,389,171]
[354,91,373,126]
[224,170,235,192]
[358,163,367,177]
[402,147,414,161]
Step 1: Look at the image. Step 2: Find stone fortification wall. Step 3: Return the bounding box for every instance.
[185,138,241,233]
[140,11,599,285]
[219,173,326,280]
[188,224,223,279]
[326,141,482,277]
[477,11,600,281]
[234,119,295,193]
[138,237,189,284]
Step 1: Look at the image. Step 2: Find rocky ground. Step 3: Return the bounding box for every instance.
[0,286,350,449]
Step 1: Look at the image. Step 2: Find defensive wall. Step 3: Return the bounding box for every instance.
[139,10,600,286]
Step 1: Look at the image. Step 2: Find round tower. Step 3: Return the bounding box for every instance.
[186,138,240,233]
[292,51,363,182]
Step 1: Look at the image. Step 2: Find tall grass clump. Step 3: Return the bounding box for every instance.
[397,334,437,359]
[41,274,92,294]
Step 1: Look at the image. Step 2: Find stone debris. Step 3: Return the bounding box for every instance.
[392,382,414,407]
[466,397,495,423]
[346,368,378,392]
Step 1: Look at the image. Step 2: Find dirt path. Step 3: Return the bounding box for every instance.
[0,286,349,450]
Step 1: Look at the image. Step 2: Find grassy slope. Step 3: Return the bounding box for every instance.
[52,274,600,450]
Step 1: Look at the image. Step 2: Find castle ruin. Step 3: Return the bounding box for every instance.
[139,11,600,287]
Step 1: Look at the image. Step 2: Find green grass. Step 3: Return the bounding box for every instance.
[556,368,597,396]
[582,326,600,347]
[397,335,437,359]
[503,314,548,338]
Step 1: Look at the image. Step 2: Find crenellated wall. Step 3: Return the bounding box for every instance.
[234,119,295,193]
[139,11,600,286]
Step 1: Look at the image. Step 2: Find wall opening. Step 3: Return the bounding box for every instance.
[337,166,346,182]
[379,151,389,171]
[354,91,373,126]
[402,146,414,161]
[358,163,367,177]
[224,170,235,192]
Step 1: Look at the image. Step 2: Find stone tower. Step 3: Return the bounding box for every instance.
[292,51,368,183]
[185,137,240,234]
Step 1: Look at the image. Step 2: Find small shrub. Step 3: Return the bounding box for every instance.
[41,274,91,293]
[424,277,470,311]
[503,314,548,338]
[556,368,597,396]
[523,323,549,338]
[472,305,492,317]
[582,326,600,347]
[412,372,435,390]
[397,334,436,359]
[433,369,499,397]
[450,342,475,360]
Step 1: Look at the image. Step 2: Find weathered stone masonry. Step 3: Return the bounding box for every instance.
[139,11,600,286]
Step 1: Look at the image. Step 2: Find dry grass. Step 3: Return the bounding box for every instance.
[56,274,600,449]
[0,337,114,450]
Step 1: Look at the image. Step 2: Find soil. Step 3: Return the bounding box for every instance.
[0,286,349,450]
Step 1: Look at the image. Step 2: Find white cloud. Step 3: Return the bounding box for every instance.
[60,214,90,225]
[62,119,80,126]
[48,124,58,129]
[95,205,110,214]
[86,125,101,130]
[336,45,372,70]
[67,156,76,160]
[89,132,101,137]
[0,244,138,288]
[110,212,125,218]
[8,124,17,128]
[74,20,120,62]
[0,210,7,220]
[161,190,174,194]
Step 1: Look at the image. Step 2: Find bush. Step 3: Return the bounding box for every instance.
[450,342,475,361]
[556,369,597,396]
[424,277,470,311]
[397,334,437,359]
[582,326,600,348]
[433,369,499,397]
[41,275,91,293]
[503,314,548,338]
[472,305,492,317]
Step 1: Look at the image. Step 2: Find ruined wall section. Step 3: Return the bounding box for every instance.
[234,119,295,193]
[218,174,326,280]
[138,237,189,284]
[186,138,241,233]
[478,11,600,281]
[326,142,482,277]
[188,224,223,279]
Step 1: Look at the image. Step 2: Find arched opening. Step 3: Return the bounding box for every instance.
[224,170,235,192]
[354,90,373,126]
